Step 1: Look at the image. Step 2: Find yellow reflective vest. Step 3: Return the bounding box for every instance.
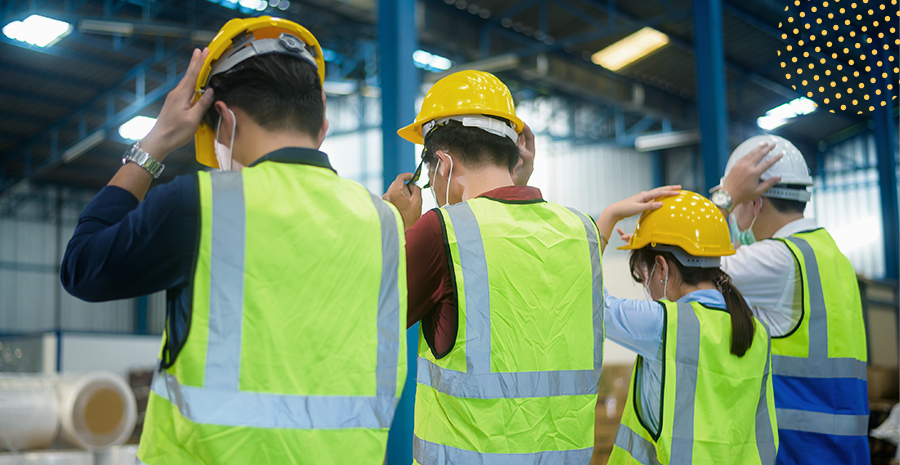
[770,229,869,464]
[413,197,604,464]
[610,300,778,465]
[137,160,407,464]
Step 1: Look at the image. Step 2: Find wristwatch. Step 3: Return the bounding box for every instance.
[123,141,165,179]
[710,190,734,215]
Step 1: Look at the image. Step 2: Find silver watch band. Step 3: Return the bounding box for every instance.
[123,141,165,179]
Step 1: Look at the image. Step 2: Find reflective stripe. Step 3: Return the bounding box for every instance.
[416,356,599,398]
[413,434,592,465]
[772,354,867,379]
[369,193,402,397]
[755,322,777,464]
[151,371,396,429]
[775,408,869,436]
[785,237,827,359]
[419,203,604,398]
[205,172,246,390]
[565,208,605,372]
[445,202,491,375]
[670,302,700,464]
[613,425,662,465]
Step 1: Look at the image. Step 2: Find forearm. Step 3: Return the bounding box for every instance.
[596,209,618,253]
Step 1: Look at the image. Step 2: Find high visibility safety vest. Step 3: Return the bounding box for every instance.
[137,162,408,464]
[610,301,778,465]
[412,197,605,464]
[771,228,869,464]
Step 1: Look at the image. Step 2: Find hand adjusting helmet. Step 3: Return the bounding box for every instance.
[620,191,735,268]
[715,135,814,201]
[193,16,325,168]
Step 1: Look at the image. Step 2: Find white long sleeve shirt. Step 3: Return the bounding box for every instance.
[720,217,818,336]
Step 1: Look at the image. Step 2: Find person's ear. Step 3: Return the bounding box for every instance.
[655,255,668,282]
[214,101,234,143]
[434,150,451,177]
[316,88,328,148]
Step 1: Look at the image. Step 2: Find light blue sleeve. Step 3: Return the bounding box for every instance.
[604,288,666,362]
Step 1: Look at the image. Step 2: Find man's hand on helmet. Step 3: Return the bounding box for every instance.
[721,142,784,206]
[141,48,216,161]
[513,123,535,186]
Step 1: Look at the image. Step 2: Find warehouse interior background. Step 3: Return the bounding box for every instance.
[0,0,898,463]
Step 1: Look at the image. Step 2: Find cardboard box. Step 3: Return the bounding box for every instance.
[869,366,900,400]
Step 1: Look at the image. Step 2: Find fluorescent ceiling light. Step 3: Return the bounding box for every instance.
[323,80,357,96]
[591,27,669,71]
[3,15,72,48]
[413,50,453,72]
[756,97,816,130]
[238,0,268,10]
[119,116,157,141]
[634,130,700,152]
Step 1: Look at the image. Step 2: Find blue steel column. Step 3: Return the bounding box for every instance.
[693,0,730,191]
[379,0,419,463]
[872,88,898,280]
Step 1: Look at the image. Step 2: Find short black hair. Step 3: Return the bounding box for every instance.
[204,53,323,139]
[766,184,808,214]
[423,119,519,171]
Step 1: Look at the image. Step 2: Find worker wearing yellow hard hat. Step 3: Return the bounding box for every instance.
[710,136,869,464]
[383,70,604,464]
[593,188,778,464]
[60,17,407,464]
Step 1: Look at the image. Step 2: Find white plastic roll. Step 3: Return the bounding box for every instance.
[0,450,93,465]
[94,445,138,465]
[57,372,137,451]
[0,375,60,451]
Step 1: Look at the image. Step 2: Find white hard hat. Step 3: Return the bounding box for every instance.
[719,135,813,202]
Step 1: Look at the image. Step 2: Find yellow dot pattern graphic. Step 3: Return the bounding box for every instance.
[780,0,899,114]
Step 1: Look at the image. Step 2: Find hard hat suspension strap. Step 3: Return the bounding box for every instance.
[422,115,518,144]
[203,33,319,89]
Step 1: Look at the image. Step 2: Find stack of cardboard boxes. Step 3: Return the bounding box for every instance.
[590,364,634,465]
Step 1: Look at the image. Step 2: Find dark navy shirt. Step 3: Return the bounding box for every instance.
[60,147,335,363]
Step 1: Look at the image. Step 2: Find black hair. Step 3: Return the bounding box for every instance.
[203,53,323,139]
[629,247,756,357]
[422,119,519,171]
[766,185,808,214]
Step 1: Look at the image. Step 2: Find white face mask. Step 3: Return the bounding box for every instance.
[214,109,243,172]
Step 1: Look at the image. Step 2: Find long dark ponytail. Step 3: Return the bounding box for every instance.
[629,247,756,357]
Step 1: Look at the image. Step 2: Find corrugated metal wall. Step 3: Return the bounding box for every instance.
[0,186,135,333]
[811,133,899,279]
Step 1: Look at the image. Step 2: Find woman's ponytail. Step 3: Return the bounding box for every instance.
[715,271,756,357]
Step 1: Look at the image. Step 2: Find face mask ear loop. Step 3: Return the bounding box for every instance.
[643,262,657,301]
[662,265,669,301]
[444,154,453,207]
[227,109,236,169]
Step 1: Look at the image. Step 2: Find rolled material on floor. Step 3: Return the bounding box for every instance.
[57,372,137,450]
[0,451,93,465]
[0,376,60,451]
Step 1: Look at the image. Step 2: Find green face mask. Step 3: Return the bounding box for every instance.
[729,212,757,246]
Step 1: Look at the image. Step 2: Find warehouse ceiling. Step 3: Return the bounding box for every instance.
[0,0,893,195]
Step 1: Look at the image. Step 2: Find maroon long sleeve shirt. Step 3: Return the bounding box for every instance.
[405,185,544,358]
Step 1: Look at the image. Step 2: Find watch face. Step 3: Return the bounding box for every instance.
[711,191,729,207]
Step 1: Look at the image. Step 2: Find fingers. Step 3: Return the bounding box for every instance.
[746,142,775,164]
[758,176,782,193]
[756,152,784,173]
[396,172,415,183]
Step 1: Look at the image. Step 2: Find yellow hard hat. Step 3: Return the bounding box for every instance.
[619,190,735,259]
[397,70,524,145]
[193,17,325,168]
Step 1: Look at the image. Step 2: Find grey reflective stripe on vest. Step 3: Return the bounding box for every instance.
[613,425,662,465]
[755,321,777,463]
[369,192,402,398]
[205,172,246,390]
[151,371,397,429]
[670,302,700,464]
[154,175,401,430]
[416,202,603,399]
[775,408,869,436]
[413,434,592,465]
